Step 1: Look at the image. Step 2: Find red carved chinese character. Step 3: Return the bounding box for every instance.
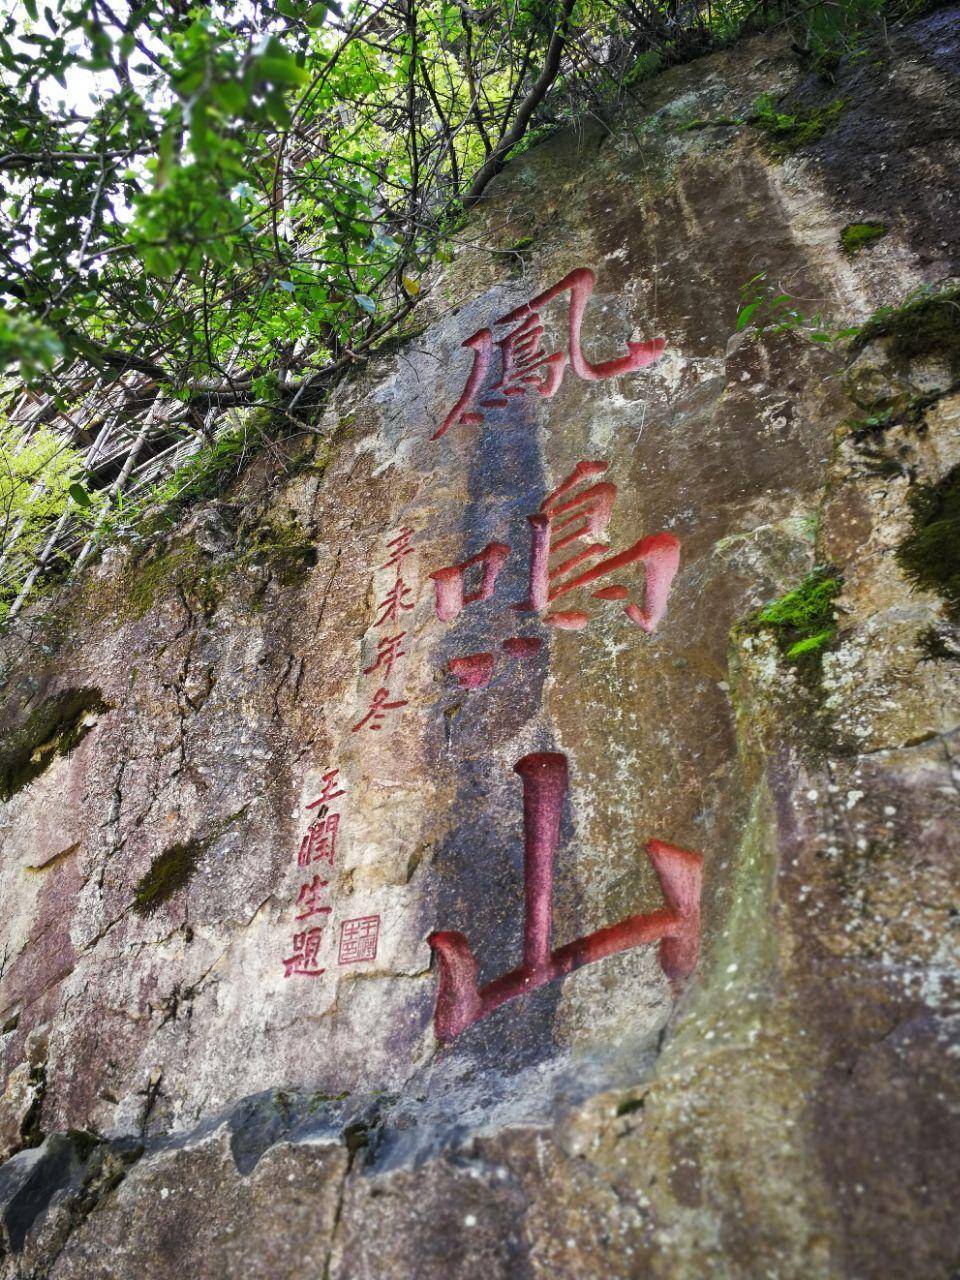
[305,769,345,811]
[428,752,703,1041]
[352,686,409,732]
[297,812,340,867]
[295,874,332,921]
[283,927,325,978]
[363,632,407,681]
[381,527,414,573]
[482,315,568,412]
[502,636,543,659]
[520,460,680,632]
[375,577,414,629]
[433,267,666,440]
[430,541,510,623]
[338,915,381,965]
[431,462,679,662]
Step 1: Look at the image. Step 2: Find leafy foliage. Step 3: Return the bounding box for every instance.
[2,0,916,405]
[0,416,104,619]
[0,0,928,619]
[735,272,860,344]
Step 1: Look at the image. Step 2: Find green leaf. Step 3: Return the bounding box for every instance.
[736,299,761,331]
[211,79,249,114]
[354,293,376,314]
[69,482,91,508]
[254,36,310,86]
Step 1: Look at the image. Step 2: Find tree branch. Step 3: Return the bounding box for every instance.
[461,0,576,209]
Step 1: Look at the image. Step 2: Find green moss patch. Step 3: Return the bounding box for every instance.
[850,286,960,374]
[120,514,316,620]
[133,837,206,914]
[240,516,317,587]
[121,541,215,619]
[746,568,842,668]
[841,221,888,255]
[0,688,109,801]
[897,466,960,620]
[750,95,846,150]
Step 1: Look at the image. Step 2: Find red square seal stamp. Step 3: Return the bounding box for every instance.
[338,915,380,965]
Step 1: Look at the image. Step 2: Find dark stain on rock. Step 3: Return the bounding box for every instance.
[808,8,960,272]
[0,1129,99,1254]
[132,838,206,915]
[0,687,109,801]
[897,463,960,620]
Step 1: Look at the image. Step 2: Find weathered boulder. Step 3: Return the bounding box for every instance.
[1,10,958,1278]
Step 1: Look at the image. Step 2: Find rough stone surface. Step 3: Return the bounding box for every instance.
[1,12,959,1278]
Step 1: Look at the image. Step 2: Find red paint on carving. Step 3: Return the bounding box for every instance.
[434,270,665,440]
[375,577,415,629]
[622,533,681,633]
[515,753,568,973]
[364,631,407,681]
[433,328,492,440]
[647,839,703,982]
[283,927,325,978]
[498,268,666,382]
[339,915,381,965]
[502,637,543,658]
[352,686,409,732]
[431,541,510,622]
[381,527,414,573]
[550,542,610,582]
[541,459,609,511]
[520,459,687,637]
[549,531,680,634]
[297,812,340,867]
[306,769,345,810]
[428,754,704,1041]
[544,610,589,630]
[546,486,616,549]
[489,314,567,402]
[448,653,495,689]
[295,874,332,920]
[428,930,482,1039]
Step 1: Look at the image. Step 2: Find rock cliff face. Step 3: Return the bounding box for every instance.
[1,12,958,1278]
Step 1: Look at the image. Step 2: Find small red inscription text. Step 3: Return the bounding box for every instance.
[339,915,381,965]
